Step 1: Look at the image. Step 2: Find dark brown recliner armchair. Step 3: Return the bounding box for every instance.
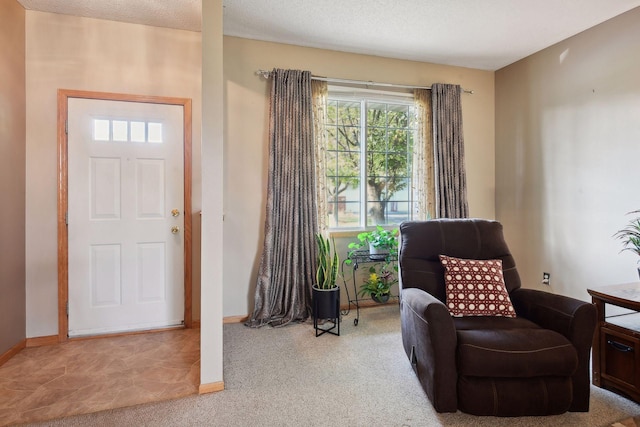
[399,219,596,416]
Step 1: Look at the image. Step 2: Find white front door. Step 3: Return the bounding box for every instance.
[67,98,184,337]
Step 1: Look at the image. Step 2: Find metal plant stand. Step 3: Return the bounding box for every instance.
[313,287,340,337]
[341,249,398,326]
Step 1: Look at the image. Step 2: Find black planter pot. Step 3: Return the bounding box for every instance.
[371,293,391,304]
[312,286,340,337]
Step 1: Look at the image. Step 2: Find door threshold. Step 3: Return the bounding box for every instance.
[68,325,186,341]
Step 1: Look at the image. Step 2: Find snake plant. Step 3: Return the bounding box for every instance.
[315,233,339,289]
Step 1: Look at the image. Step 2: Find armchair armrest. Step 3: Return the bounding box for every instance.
[510,288,596,347]
[400,288,457,412]
[510,288,596,411]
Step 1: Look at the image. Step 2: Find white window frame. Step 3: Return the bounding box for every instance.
[326,86,416,231]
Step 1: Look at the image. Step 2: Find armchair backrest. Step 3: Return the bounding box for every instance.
[398,219,521,303]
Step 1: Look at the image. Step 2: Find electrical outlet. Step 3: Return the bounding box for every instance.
[542,272,550,285]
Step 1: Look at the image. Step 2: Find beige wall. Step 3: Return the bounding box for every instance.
[0,0,26,355]
[21,12,497,330]
[223,36,496,316]
[495,8,640,300]
[25,11,202,337]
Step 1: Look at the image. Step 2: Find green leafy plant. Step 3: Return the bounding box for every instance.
[345,226,399,264]
[315,233,339,289]
[358,265,398,299]
[614,210,640,257]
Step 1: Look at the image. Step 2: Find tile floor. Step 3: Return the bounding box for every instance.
[0,328,200,426]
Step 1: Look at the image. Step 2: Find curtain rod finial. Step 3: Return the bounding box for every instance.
[256,69,271,79]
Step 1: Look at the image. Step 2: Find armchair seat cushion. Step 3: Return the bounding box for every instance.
[453,315,539,331]
[457,327,578,378]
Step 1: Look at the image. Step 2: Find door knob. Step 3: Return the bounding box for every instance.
[171,209,180,217]
[171,226,180,234]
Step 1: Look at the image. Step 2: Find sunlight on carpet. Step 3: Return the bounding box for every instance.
[613,416,640,427]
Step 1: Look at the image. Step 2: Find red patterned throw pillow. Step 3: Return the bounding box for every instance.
[439,255,516,317]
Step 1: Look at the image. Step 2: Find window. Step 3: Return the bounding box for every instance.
[324,89,416,229]
[92,119,163,143]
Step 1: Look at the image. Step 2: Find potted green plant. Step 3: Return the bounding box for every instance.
[358,264,398,303]
[347,225,399,261]
[614,210,640,279]
[313,233,340,336]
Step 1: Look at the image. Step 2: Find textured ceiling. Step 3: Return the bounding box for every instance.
[17,0,640,70]
[17,0,202,32]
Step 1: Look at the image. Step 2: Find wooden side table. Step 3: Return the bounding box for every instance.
[588,282,640,402]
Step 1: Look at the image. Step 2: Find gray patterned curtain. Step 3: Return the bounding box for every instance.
[432,83,469,218]
[246,69,318,328]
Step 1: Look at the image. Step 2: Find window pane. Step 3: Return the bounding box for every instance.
[407,131,414,153]
[388,179,410,201]
[326,127,338,150]
[367,199,389,226]
[342,201,361,227]
[337,126,360,151]
[388,201,410,224]
[325,151,339,190]
[387,153,408,176]
[337,151,360,181]
[326,172,360,227]
[366,151,388,178]
[112,120,128,141]
[337,101,360,126]
[367,103,387,127]
[148,122,163,143]
[93,119,110,141]
[130,121,146,142]
[326,174,360,202]
[328,201,360,228]
[327,100,338,126]
[367,127,386,151]
[387,105,409,128]
[388,129,409,152]
[326,178,339,204]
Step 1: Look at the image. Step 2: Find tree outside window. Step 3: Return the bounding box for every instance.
[325,96,415,229]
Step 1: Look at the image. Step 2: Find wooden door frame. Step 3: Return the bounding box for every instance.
[57,89,193,342]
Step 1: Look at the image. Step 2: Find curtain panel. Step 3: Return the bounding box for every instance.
[431,83,469,219]
[413,89,435,219]
[312,80,329,235]
[246,69,318,328]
